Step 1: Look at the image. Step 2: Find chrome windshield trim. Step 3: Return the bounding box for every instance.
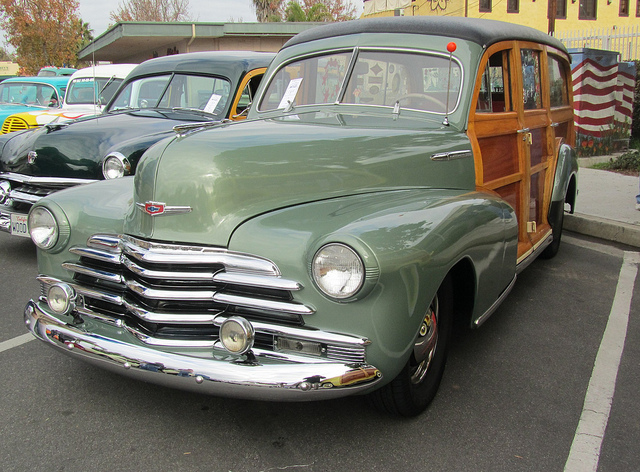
[0,172,97,187]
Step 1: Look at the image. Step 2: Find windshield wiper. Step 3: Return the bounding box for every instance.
[171,107,217,117]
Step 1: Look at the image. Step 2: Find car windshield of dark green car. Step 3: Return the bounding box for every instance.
[258,49,463,114]
[107,73,232,117]
[65,77,125,105]
[0,82,60,107]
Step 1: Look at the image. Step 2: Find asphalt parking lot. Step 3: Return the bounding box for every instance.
[1,231,639,472]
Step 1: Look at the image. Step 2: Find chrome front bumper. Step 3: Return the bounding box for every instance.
[24,300,383,401]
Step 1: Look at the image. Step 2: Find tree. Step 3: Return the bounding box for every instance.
[0,0,89,75]
[110,0,192,22]
[252,0,283,22]
[259,0,356,23]
[0,46,14,61]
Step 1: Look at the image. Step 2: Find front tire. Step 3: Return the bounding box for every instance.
[369,276,453,416]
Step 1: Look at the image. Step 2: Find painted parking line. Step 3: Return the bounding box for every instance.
[0,333,34,353]
[564,250,640,472]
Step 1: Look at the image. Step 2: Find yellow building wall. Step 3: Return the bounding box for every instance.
[363,0,639,34]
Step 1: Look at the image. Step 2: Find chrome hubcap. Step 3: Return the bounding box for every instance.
[411,295,439,384]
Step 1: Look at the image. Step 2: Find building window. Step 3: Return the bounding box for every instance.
[637,0,640,16]
[479,0,492,12]
[579,0,597,19]
[556,0,567,18]
[507,0,519,13]
[620,0,629,15]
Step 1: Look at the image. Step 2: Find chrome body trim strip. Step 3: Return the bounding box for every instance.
[473,275,517,328]
[24,300,382,401]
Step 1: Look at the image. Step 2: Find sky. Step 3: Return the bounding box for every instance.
[77,0,364,38]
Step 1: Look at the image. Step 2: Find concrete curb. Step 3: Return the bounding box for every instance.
[564,213,640,248]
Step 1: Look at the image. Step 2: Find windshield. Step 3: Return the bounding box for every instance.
[259,49,462,114]
[0,82,60,107]
[65,77,124,105]
[107,73,231,117]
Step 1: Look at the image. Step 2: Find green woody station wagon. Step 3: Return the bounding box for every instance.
[24,17,578,416]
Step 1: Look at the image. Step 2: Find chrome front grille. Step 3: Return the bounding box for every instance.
[0,172,97,209]
[52,234,368,363]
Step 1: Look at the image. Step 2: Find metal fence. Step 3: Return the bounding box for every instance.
[554,25,640,62]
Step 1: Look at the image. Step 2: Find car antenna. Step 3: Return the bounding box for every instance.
[443,41,457,126]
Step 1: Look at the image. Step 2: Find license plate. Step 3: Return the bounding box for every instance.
[10,213,30,238]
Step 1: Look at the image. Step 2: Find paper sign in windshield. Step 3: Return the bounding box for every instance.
[277,78,303,109]
[203,94,222,114]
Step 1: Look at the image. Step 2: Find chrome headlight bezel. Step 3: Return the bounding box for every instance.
[47,283,76,315]
[312,243,366,301]
[28,206,59,250]
[102,152,131,179]
[28,203,70,253]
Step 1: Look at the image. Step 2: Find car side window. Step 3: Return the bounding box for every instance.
[521,49,542,110]
[476,50,512,113]
[548,55,570,107]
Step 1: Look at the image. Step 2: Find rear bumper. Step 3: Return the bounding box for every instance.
[24,300,382,401]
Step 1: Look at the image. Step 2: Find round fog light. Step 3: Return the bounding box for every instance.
[220,317,255,355]
[47,283,76,315]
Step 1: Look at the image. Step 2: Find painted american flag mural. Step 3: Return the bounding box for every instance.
[570,48,636,156]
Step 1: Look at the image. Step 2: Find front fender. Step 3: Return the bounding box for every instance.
[32,177,134,279]
[228,189,516,382]
[551,143,578,211]
[104,131,176,176]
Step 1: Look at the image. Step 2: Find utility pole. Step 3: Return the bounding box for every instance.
[548,0,557,35]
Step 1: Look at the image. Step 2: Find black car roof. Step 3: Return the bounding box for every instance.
[128,51,276,79]
[283,17,568,54]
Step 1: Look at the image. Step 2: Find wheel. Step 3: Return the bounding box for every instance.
[540,198,565,259]
[396,93,446,112]
[369,276,453,416]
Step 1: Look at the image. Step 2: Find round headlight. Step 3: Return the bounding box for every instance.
[47,283,76,315]
[220,317,255,355]
[102,152,131,179]
[312,243,364,300]
[29,206,58,250]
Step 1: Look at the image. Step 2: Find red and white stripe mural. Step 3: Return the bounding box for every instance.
[570,48,636,156]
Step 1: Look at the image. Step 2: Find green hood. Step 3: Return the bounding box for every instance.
[126,111,475,247]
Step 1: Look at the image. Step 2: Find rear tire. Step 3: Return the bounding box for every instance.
[369,276,453,417]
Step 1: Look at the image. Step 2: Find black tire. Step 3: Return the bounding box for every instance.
[368,276,453,417]
[540,198,565,259]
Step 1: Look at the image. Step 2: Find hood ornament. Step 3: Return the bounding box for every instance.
[27,151,37,164]
[136,201,192,216]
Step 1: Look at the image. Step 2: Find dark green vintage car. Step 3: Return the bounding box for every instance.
[24,17,578,416]
[0,51,274,237]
